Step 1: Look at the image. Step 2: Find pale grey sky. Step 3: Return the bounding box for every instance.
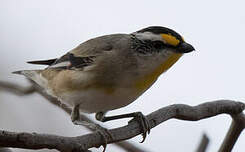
[0,0,245,151]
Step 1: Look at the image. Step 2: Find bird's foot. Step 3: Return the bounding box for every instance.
[71,104,80,124]
[71,106,112,152]
[75,121,112,152]
[128,112,151,143]
[93,124,113,152]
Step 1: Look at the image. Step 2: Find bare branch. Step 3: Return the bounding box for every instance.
[0,147,13,152]
[195,133,209,152]
[0,100,244,151]
[0,130,88,152]
[0,81,35,96]
[218,113,245,152]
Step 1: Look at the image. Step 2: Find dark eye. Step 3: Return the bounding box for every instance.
[153,41,164,49]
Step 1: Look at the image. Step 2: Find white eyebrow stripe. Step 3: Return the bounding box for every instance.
[134,32,163,41]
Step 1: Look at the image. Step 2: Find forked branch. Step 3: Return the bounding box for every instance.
[0,99,244,151]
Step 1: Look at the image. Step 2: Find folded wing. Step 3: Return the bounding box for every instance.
[28,53,95,70]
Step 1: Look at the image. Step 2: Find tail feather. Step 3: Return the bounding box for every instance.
[12,70,23,75]
[12,70,47,88]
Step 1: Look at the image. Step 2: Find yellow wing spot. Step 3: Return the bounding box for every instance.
[161,34,180,46]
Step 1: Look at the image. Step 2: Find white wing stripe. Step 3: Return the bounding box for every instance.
[49,61,70,68]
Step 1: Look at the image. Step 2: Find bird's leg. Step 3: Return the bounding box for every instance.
[71,105,112,152]
[71,104,80,124]
[95,111,151,143]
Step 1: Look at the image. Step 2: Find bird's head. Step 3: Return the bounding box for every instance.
[130,26,195,91]
[132,26,195,54]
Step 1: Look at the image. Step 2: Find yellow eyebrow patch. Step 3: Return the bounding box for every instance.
[161,34,180,46]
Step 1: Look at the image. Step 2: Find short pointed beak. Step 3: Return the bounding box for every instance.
[177,42,195,53]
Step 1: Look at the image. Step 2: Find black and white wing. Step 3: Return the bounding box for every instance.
[28,53,95,70]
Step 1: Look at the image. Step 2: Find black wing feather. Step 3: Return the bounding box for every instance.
[27,58,57,65]
[48,53,95,70]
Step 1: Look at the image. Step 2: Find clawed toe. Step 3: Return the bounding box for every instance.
[72,120,112,152]
[94,124,113,152]
[129,112,151,143]
[71,106,112,151]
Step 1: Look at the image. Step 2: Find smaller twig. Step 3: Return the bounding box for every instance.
[195,133,209,152]
[0,81,35,96]
[0,147,13,152]
[218,113,245,152]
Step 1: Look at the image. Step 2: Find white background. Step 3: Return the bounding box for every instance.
[0,0,245,151]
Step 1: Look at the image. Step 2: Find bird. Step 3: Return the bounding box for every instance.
[13,26,194,143]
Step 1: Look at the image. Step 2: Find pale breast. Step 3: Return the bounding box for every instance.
[58,87,141,113]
